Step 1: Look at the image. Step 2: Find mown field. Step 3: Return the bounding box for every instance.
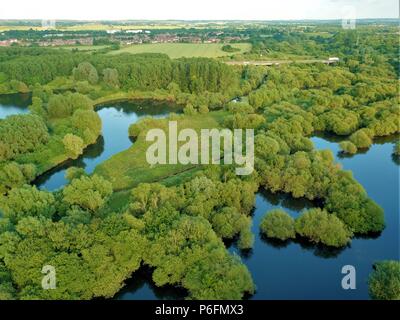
[94,110,228,191]
[109,43,252,58]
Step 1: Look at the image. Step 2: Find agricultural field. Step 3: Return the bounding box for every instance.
[109,42,252,58]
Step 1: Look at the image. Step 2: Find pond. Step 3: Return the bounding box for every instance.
[34,100,176,190]
[0,93,31,118]
[1,94,398,300]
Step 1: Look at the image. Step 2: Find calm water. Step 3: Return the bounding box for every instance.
[226,133,399,300]
[0,93,31,118]
[34,101,175,190]
[1,94,398,300]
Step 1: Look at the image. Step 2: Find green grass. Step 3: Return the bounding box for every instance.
[109,43,252,59]
[94,110,228,191]
[52,45,109,52]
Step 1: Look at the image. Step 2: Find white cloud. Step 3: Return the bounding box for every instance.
[0,0,397,20]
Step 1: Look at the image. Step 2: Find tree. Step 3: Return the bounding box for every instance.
[339,141,357,154]
[47,92,93,119]
[349,129,373,149]
[63,174,113,212]
[183,103,196,116]
[0,114,49,161]
[71,109,101,144]
[368,261,400,300]
[63,134,84,160]
[102,68,119,88]
[0,185,56,222]
[73,62,98,85]
[0,162,36,193]
[295,208,352,247]
[260,209,296,241]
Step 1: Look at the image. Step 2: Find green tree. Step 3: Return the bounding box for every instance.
[63,134,84,160]
[339,141,357,154]
[63,174,113,212]
[73,62,98,85]
[260,209,296,241]
[368,261,400,300]
[102,68,119,88]
[295,208,352,247]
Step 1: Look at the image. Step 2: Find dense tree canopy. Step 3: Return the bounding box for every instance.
[368,261,400,300]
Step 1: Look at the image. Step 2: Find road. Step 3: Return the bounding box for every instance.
[225,59,337,66]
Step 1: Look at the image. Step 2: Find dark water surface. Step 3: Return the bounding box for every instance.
[1,95,398,299]
[0,93,31,118]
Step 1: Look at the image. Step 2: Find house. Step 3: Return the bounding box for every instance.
[328,57,340,63]
[0,39,18,46]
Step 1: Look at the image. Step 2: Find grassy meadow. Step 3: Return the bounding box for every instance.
[94,110,228,190]
[109,43,252,58]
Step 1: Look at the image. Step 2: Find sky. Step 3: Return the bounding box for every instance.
[0,0,398,20]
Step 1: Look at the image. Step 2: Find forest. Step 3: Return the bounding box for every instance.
[0,21,399,300]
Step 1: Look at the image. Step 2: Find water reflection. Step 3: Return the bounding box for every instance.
[35,100,179,191]
[0,93,31,118]
[225,134,399,300]
[115,266,188,300]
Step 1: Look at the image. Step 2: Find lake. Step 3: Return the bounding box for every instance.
[1,94,398,300]
[0,93,31,118]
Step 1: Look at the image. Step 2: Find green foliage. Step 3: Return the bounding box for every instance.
[349,129,373,149]
[260,209,296,241]
[0,162,36,193]
[183,103,197,116]
[63,174,113,212]
[368,261,400,300]
[339,141,357,154]
[221,44,241,53]
[47,92,93,118]
[326,171,385,234]
[102,68,119,88]
[73,62,99,85]
[0,185,56,223]
[0,114,49,161]
[71,109,101,144]
[65,167,86,181]
[295,208,352,247]
[62,134,84,160]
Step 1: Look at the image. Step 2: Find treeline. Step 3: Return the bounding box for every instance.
[0,48,240,96]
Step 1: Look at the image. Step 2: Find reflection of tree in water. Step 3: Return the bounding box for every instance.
[260,233,291,249]
[97,100,181,117]
[259,189,317,213]
[0,93,32,107]
[295,237,347,259]
[392,154,400,166]
[260,233,346,258]
[80,135,105,160]
[114,266,188,300]
[33,136,105,187]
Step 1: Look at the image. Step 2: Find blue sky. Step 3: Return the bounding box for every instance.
[0,0,398,20]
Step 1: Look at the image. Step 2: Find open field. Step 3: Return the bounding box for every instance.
[109,43,252,58]
[94,110,228,190]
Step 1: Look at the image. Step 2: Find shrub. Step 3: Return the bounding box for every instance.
[368,261,400,300]
[339,141,358,154]
[260,209,296,241]
[295,208,352,247]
